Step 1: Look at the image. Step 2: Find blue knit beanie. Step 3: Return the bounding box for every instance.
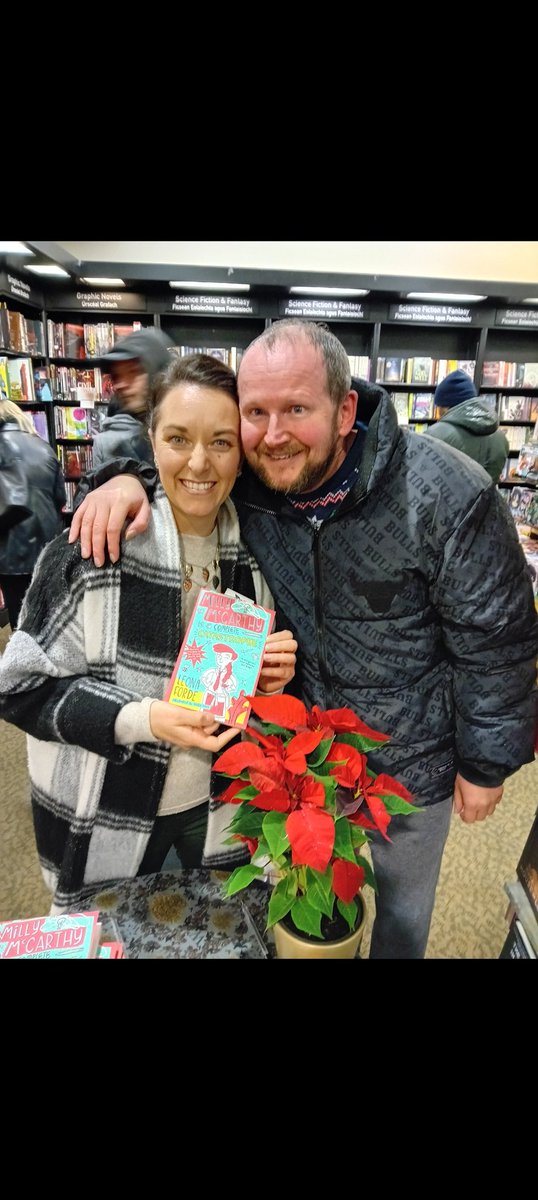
[434,369,477,408]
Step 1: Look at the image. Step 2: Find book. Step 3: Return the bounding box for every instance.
[97,941,125,959]
[0,911,101,959]
[523,362,538,388]
[516,809,538,920]
[499,914,536,958]
[165,587,275,729]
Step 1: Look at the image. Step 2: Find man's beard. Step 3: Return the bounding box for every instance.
[252,425,342,496]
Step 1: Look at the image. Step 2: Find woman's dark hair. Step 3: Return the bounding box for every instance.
[148,353,238,431]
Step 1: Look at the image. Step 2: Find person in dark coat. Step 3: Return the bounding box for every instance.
[428,369,509,483]
[0,400,66,629]
[93,328,174,469]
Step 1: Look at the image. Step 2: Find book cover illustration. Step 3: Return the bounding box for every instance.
[165,588,275,728]
[0,911,101,959]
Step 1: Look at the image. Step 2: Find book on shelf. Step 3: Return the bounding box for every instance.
[482,361,503,386]
[33,366,53,404]
[508,486,535,523]
[499,914,536,959]
[516,443,538,481]
[390,393,410,424]
[6,357,36,403]
[58,444,93,477]
[516,809,538,921]
[0,911,102,959]
[28,410,50,442]
[0,357,9,400]
[165,587,275,729]
[410,357,435,385]
[410,393,434,419]
[457,360,476,380]
[522,362,538,388]
[64,323,85,359]
[383,357,405,384]
[499,394,530,422]
[54,406,91,439]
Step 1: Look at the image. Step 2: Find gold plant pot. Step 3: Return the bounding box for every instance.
[272,893,367,959]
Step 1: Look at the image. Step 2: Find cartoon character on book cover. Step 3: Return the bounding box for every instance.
[201,643,239,719]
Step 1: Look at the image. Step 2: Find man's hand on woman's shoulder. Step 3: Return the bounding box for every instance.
[68,475,150,566]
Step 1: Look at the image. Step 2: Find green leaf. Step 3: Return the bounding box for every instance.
[305,866,334,918]
[336,897,358,933]
[223,864,264,896]
[333,817,356,862]
[350,825,369,849]
[233,785,260,801]
[288,896,323,939]
[228,807,265,838]
[267,880,295,927]
[379,793,422,815]
[307,735,336,768]
[337,731,387,753]
[262,811,289,859]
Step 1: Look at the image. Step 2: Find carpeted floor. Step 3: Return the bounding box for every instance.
[1,623,536,957]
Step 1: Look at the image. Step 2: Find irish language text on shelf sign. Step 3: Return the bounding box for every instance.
[170,295,259,316]
[280,299,367,320]
[495,308,538,328]
[389,303,473,324]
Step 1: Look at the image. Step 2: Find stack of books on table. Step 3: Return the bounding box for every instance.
[0,911,125,960]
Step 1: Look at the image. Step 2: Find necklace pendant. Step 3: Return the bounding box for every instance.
[184,563,193,579]
[211,574,220,589]
[183,578,192,592]
[202,567,210,582]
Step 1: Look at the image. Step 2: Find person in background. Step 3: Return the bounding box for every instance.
[427,368,509,483]
[0,355,296,914]
[0,399,65,630]
[93,327,174,468]
[66,321,538,957]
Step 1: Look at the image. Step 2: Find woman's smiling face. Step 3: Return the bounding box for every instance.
[150,383,242,536]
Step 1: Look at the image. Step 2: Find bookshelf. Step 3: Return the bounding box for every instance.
[5,264,538,515]
[0,269,54,445]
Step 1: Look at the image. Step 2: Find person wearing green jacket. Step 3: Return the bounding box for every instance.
[428,369,509,483]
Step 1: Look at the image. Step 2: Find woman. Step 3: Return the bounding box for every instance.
[0,355,296,914]
[0,399,66,630]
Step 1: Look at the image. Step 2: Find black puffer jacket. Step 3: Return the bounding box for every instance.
[232,381,538,804]
[0,423,65,574]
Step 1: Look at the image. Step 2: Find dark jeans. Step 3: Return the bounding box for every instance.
[0,575,31,630]
[137,802,209,874]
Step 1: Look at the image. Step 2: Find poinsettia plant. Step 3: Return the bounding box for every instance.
[213,693,419,941]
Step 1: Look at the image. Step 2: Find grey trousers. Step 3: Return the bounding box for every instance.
[368,795,453,959]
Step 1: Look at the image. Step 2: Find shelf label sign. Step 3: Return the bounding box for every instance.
[0,269,39,305]
[279,299,368,320]
[169,295,259,316]
[389,303,473,324]
[495,308,538,328]
[49,290,147,312]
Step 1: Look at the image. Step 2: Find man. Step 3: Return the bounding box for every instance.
[70,321,538,957]
[427,368,509,483]
[93,327,174,468]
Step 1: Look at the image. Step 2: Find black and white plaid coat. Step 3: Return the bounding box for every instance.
[0,487,273,912]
